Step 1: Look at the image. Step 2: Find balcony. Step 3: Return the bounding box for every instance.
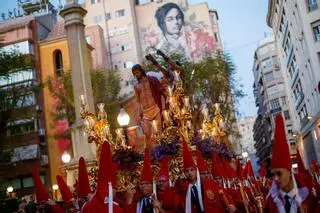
[290,67,299,88]
[286,45,294,66]
[295,92,305,110]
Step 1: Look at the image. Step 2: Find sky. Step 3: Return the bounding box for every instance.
[1,0,271,119]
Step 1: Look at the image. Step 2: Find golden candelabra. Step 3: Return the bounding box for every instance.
[199,103,225,142]
[80,95,113,164]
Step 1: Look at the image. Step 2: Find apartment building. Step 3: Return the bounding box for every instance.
[238,116,256,155]
[267,0,320,166]
[83,0,222,95]
[0,6,57,197]
[252,35,296,168]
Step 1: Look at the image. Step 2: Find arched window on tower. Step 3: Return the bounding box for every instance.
[54,50,63,76]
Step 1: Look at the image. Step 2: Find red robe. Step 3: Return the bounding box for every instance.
[264,175,314,213]
[81,193,123,213]
[180,179,234,213]
[158,187,184,212]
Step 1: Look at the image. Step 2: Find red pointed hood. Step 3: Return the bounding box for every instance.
[96,142,113,199]
[56,175,73,201]
[32,169,50,202]
[182,140,196,170]
[78,157,92,197]
[244,160,255,178]
[271,115,292,171]
[297,150,308,174]
[211,152,222,177]
[236,159,244,179]
[196,147,209,172]
[158,156,170,180]
[222,158,237,179]
[141,148,153,182]
[259,163,266,178]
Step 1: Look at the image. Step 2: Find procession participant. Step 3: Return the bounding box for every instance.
[195,147,212,180]
[76,157,92,209]
[156,156,184,212]
[81,142,123,213]
[265,115,314,212]
[211,152,224,186]
[56,175,77,212]
[124,148,161,213]
[181,140,236,213]
[132,64,165,148]
[31,169,64,213]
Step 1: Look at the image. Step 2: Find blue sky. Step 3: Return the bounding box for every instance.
[1,0,271,119]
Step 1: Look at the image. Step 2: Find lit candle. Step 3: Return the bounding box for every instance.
[214,103,220,112]
[169,97,175,109]
[163,110,169,122]
[183,96,190,109]
[187,120,192,129]
[173,70,181,81]
[202,107,208,120]
[152,120,158,133]
[80,94,86,105]
[168,86,173,97]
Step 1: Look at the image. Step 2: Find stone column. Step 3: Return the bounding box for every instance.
[59,1,96,182]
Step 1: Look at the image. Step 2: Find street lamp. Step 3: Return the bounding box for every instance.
[61,151,71,164]
[7,186,13,198]
[52,184,59,200]
[242,151,248,159]
[117,106,130,145]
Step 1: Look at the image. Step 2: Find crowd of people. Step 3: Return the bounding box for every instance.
[8,114,319,213]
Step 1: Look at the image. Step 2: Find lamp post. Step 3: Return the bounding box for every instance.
[242,151,248,162]
[117,106,130,145]
[61,151,71,164]
[7,186,13,198]
[52,184,59,200]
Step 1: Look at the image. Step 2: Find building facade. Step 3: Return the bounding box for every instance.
[0,11,56,197]
[267,0,320,166]
[39,21,107,186]
[252,35,296,169]
[83,0,222,95]
[238,116,256,155]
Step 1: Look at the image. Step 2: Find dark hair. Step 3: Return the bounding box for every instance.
[155,3,185,34]
[131,64,146,76]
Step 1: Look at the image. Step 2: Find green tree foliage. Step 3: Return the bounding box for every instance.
[0,47,35,155]
[46,69,122,139]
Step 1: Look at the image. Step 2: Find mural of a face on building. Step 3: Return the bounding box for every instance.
[156,3,185,38]
[139,1,217,62]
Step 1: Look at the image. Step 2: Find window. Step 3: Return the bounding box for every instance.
[91,0,100,4]
[270,98,280,109]
[121,44,131,51]
[283,32,292,57]
[0,69,34,88]
[115,9,125,17]
[93,15,102,24]
[281,96,287,105]
[312,21,320,41]
[307,0,318,12]
[6,119,36,137]
[214,33,218,42]
[2,41,33,55]
[123,61,133,69]
[106,12,111,20]
[264,71,274,82]
[299,104,308,120]
[136,0,152,5]
[86,36,91,45]
[284,110,290,120]
[54,50,63,76]
[262,58,273,68]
